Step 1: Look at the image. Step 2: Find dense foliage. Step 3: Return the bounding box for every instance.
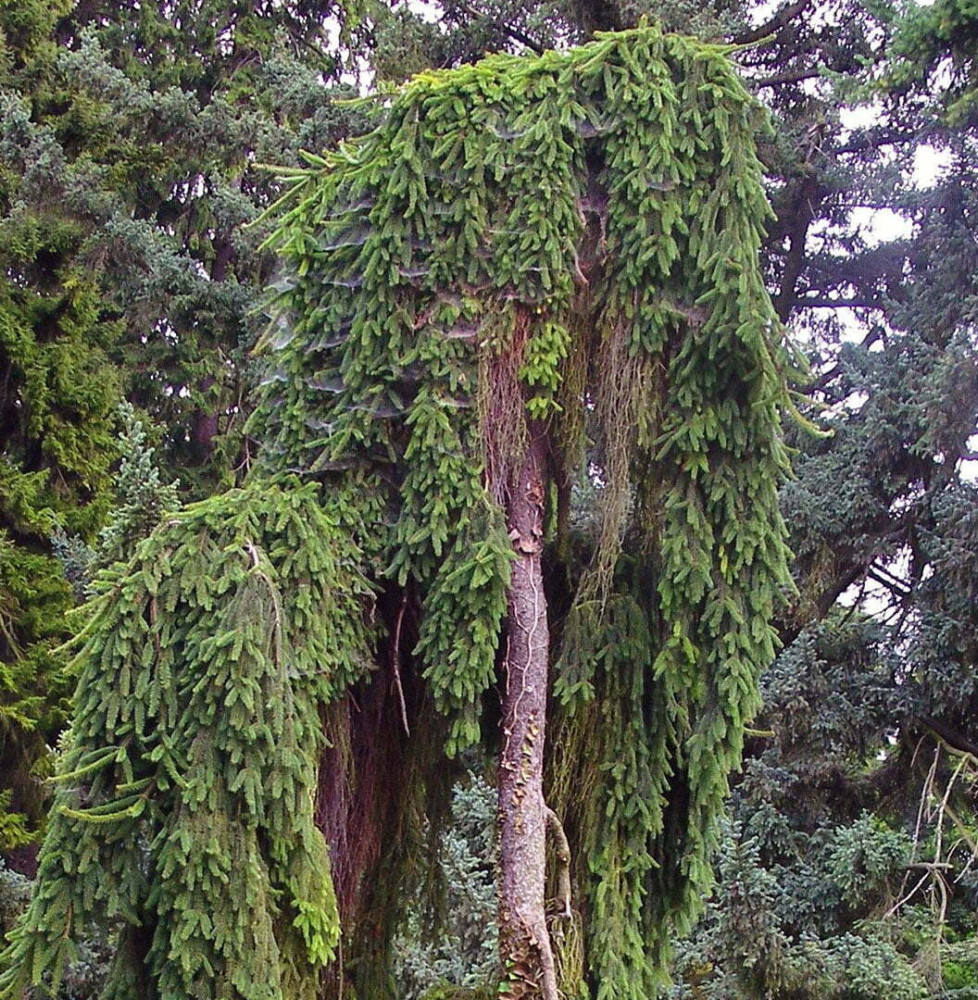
[0,0,976,998]
[1,482,373,1000]
[2,23,796,1000]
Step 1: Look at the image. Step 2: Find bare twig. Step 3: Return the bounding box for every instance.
[391,590,410,736]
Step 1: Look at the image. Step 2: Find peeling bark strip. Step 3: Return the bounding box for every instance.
[545,806,573,919]
[498,427,559,1000]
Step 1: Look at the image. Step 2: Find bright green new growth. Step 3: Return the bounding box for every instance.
[2,24,793,1000]
[0,483,373,1000]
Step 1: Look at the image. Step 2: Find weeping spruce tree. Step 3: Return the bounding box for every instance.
[0,24,794,1000]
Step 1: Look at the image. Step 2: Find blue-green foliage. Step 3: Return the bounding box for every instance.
[94,403,180,571]
[670,820,927,1000]
[393,775,499,998]
[669,612,978,1000]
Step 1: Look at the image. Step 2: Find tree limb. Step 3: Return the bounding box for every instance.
[794,296,878,309]
[834,130,920,156]
[919,717,978,760]
[754,67,822,88]
[732,0,811,46]
[774,175,822,321]
[454,2,545,54]
[866,567,910,598]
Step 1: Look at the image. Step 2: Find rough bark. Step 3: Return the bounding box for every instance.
[498,426,559,1000]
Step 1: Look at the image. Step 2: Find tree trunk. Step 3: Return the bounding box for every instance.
[189,375,218,465]
[498,426,559,1000]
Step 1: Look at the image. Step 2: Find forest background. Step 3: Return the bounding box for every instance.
[0,0,977,997]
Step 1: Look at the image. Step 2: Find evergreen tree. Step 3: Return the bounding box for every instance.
[1,0,371,492]
[367,2,978,994]
[0,0,121,839]
[0,26,795,1000]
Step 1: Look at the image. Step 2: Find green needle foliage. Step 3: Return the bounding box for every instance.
[0,482,373,1000]
[252,23,794,997]
[2,24,795,1000]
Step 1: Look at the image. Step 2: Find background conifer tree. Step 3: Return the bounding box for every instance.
[0,0,366,847]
